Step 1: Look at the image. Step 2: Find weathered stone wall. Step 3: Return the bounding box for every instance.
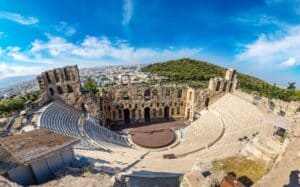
[36,65,238,128]
[191,68,237,119]
[101,69,238,126]
[82,94,101,120]
[101,84,189,126]
[234,90,300,118]
[37,65,83,110]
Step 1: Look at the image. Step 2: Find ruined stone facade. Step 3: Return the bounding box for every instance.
[100,69,238,127]
[101,84,189,126]
[37,65,83,110]
[37,66,238,128]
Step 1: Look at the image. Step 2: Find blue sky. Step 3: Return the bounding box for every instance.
[0,0,300,88]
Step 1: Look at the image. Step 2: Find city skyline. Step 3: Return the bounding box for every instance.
[1,0,300,88]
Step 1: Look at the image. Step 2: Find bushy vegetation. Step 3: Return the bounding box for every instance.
[143,58,300,101]
[212,156,269,183]
[0,91,40,117]
[83,79,98,95]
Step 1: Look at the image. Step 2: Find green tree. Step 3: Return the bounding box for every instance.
[287,82,296,90]
[83,79,98,94]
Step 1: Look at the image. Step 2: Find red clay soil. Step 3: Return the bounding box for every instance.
[123,120,186,148]
[131,129,176,148]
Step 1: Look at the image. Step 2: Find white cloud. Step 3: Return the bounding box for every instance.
[31,35,75,56]
[27,35,202,64]
[0,62,43,79]
[0,11,38,25]
[236,25,300,68]
[55,22,76,36]
[280,57,298,67]
[122,0,133,26]
[0,35,202,79]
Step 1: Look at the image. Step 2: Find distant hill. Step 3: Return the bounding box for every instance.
[142,58,300,101]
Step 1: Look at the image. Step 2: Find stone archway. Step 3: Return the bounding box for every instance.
[187,108,190,120]
[144,107,151,123]
[164,106,169,120]
[124,109,130,124]
[205,98,210,108]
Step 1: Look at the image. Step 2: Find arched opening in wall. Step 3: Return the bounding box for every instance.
[64,68,71,81]
[123,109,130,124]
[144,107,150,123]
[54,70,59,82]
[49,88,54,96]
[187,108,190,119]
[223,82,227,91]
[81,103,85,112]
[164,106,169,120]
[112,111,116,119]
[144,89,151,101]
[118,109,122,119]
[144,89,150,97]
[46,72,51,84]
[177,107,180,115]
[205,98,210,108]
[229,83,233,92]
[177,90,182,98]
[131,109,135,119]
[189,92,192,100]
[216,81,221,91]
[296,107,300,114]
[57,86,64,95]
[67,85,73,93]
[165,89,170,97]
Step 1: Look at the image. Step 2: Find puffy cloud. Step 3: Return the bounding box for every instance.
[236,26,300,68]
[0,35,202,78]
[0,11,38,25]
[28,35,202,64]
[0,62,43,79]
[280,57,298,67]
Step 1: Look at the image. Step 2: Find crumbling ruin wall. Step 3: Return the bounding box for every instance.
[82,94,101,120]
[101,84,189,127]
[36,65,239,128]
[191,69,238,120]
[37,65,83,110]
[101,69,238,126]
[234,90,300,118]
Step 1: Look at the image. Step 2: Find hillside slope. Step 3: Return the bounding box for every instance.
[142,58,300,101]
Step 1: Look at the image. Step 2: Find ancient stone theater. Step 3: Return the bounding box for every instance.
[5,64,296,186]
[37,65,237,128]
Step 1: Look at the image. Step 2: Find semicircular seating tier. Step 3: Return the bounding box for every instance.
[40,101,130,150]
[166,110,224,157]
[83,117,129,147]
[192,93,270,160]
